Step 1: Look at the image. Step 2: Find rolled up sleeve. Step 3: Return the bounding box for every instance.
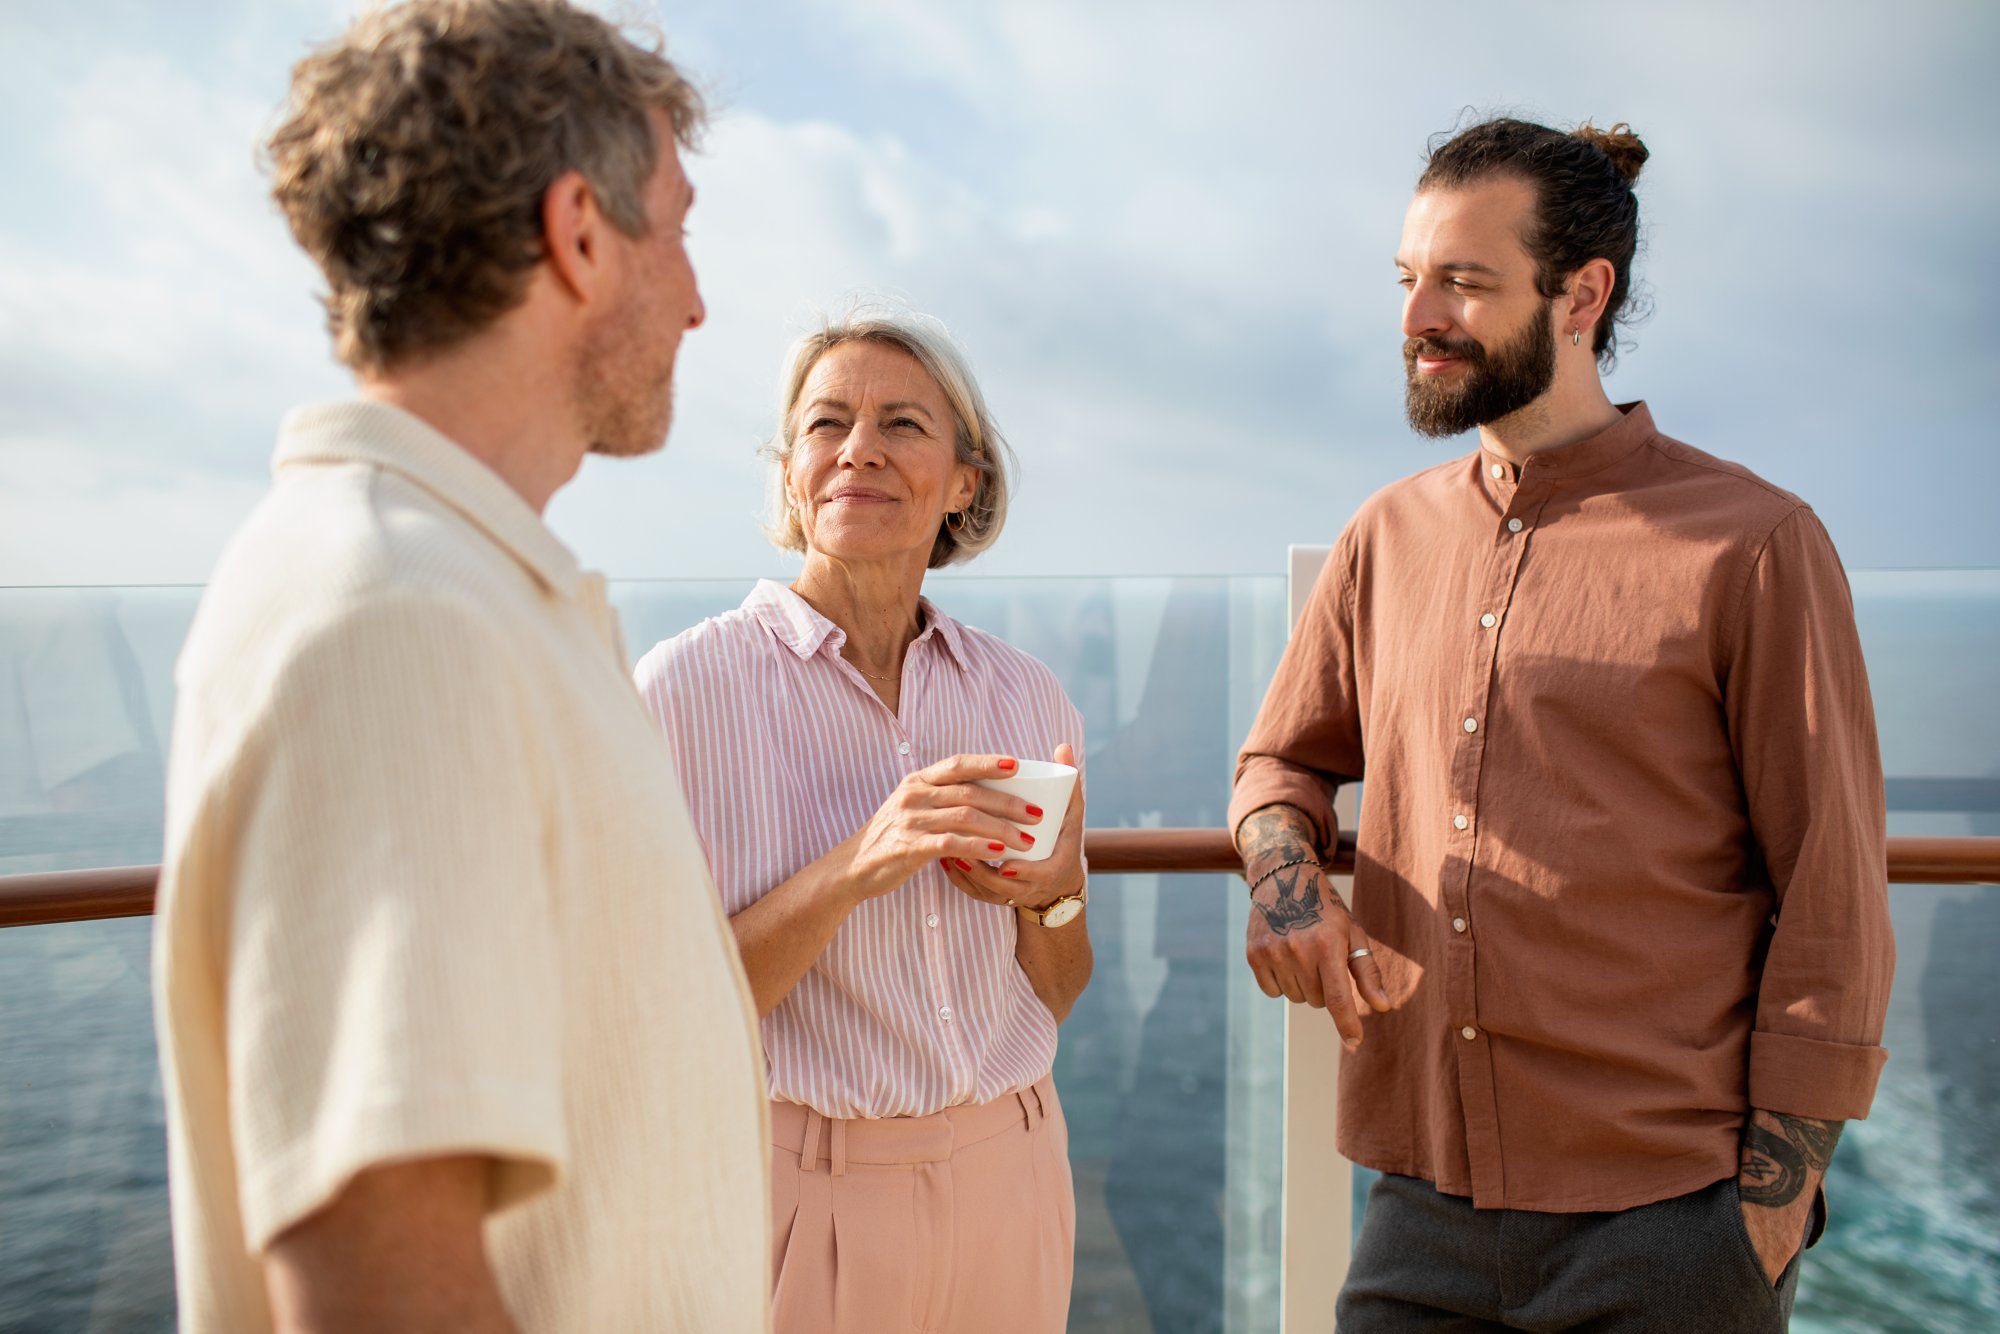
[1229,535,1365,855]
[1727,507,1895,1120]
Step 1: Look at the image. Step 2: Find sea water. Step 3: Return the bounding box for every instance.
[2,572,1994,1332]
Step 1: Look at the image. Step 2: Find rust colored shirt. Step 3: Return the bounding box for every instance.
[1230,403,1894,1212]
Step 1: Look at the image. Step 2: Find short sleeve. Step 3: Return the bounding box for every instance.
[225,591,567,1251]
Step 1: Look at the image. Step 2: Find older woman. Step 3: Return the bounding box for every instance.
[634,308,1089,1334]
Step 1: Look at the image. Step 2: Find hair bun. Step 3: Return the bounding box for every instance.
[1572,121,1648,183]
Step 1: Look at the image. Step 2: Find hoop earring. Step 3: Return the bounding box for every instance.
[1571,327,1582,346]
[945,511,967,533]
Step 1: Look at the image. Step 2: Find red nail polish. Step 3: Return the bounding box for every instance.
[1021,833,1035,846]
[1002,869,1018,878]
[1025,805,1044,819]
[997,758,1017,771]
[954,859,972,871]
[988,843,1006,852]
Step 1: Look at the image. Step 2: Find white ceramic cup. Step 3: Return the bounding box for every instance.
[974,759,1078,863]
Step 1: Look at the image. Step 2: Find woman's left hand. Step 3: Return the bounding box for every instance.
[941,743,1085,914]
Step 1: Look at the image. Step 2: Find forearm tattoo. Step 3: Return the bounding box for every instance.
[1739,1113,1844,1208]
[1239,806,1333,936]
[1238,806,1317,869]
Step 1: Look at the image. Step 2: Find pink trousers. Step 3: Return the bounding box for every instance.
[767,1076,1076,1334]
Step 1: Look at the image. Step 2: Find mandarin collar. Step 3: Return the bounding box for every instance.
[745,578,971,674]
[273,400,586,600]
[1480,401,1658,485]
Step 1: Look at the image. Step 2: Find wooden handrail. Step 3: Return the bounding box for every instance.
[4,833,1997,930]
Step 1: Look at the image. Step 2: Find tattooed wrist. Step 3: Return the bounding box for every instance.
[1738,1111,1843,1209]
[1237,805,1320,873]
[1247,856,1315,896]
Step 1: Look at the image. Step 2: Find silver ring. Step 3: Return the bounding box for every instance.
[1005,899,1015,907]
[1348,947,1373,960]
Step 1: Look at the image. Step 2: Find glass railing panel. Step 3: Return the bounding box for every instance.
[1800,568,2000,1332]
[3,570,1994,1330]
[0,917,169,1331]
[0,586,198,876]
[0,574,1293,1333]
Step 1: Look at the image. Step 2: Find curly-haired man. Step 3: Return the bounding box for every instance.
[1232,117,1895,1330]
[151,3,768,1329]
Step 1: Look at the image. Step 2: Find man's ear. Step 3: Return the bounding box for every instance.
[541,169,605,305]
[1565,257,1617,346]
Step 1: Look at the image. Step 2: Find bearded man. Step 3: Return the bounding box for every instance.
[1228,117,1895,1331]
[152,3,768,1329]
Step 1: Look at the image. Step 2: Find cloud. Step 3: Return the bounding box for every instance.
[4,0,1998,587]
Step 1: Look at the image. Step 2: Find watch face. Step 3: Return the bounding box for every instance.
[1041,896,1083,928]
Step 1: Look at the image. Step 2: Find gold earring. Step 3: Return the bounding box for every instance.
[945,511,967,533]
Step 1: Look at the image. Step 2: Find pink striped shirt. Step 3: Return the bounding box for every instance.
[633,580,1084,1119]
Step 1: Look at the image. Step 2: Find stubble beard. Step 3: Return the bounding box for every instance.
[1404,300,1558,439]
[577,295,678,460]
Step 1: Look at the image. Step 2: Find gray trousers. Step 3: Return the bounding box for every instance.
[1337,1173,1814,1333]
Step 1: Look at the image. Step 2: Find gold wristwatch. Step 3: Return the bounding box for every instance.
[1024,886,1087,928]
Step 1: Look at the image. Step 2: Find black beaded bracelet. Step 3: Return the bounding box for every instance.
[1246,856,1317,895]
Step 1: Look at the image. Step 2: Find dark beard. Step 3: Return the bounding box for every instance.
[1404,301,1557,439]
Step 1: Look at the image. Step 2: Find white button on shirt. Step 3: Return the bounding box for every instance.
[636,580,1086,1120]
[1453,814,1469,830]
[1462,1026,1479,1040]
[1480,613,1497,629]
[1453,917,1468,933]
[1490,463,1506,479]
[1506,518,1524,534]
[1464,717,1479,733]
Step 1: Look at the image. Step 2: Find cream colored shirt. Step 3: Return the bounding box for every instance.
[152,401,771,1331]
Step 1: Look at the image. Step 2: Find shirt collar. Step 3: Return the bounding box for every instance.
[1481,400,1658,484]
[745,579,972,674]
[273,399,585,600]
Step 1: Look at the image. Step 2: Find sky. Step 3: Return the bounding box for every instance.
[2,0,1996,586]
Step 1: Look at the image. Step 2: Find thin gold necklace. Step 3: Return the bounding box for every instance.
[789,582,908,685]
[847,657,900,684]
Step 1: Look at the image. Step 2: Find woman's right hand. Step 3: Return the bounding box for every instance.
[840,754,1042,901]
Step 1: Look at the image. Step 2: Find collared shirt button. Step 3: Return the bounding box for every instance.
[1480,612,1497,629]
[1453,917,1467,933]
[897,740,912,756]
[925,913,939,928]
[1453,814,1468,830]
[1490,463,1506,479]
[1461,1025,1478,1040]
[1463,717,1478,733]
[1506,518,1524,534]
[938,1006,953,1023]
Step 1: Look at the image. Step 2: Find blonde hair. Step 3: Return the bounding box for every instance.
[762,306,1015,569]
[265,0,706,373]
